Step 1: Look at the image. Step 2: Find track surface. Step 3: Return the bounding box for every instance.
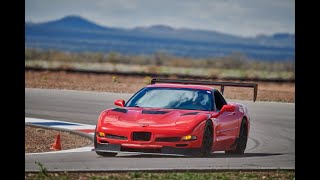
[25,88,295,171]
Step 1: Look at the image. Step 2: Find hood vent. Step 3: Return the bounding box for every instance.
[142,110,169,114]
[181,112,199,116]
[111,108,128,113]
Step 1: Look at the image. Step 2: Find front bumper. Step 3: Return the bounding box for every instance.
[92,143,201,156]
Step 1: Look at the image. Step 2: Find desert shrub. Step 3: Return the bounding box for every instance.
[25,48,294,73]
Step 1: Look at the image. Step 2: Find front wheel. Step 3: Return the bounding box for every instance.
[96,151,117,157]
[225,118,248,154]
[94,130,117,157]
[200,121,213,156]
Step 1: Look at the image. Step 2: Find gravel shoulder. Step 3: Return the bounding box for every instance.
[25,125,92,153]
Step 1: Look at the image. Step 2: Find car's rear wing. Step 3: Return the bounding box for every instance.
[151,79,258,102]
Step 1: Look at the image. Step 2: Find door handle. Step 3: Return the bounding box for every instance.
[228,112,235,115]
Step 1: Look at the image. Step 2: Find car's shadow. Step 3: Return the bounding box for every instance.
[114,152,283,158]
[206,152,283,158]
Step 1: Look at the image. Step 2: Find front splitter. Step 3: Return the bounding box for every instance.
[92,143,202,156]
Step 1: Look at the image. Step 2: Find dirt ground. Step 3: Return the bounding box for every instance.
[25,126,92,153]
[25,70,295,103]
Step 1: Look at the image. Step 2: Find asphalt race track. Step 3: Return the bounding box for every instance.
[25,88,295,171]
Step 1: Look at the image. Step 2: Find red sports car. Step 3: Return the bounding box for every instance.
[93,79,258,157]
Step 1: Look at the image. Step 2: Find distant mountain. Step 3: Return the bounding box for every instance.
[25,15,295,60]
[272,33,295,39]
[135,25,175,32]
[26,15,111,32]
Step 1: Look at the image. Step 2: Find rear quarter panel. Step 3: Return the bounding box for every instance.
[230,102,250,135]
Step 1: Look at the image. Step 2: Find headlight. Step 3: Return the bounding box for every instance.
[97,132,105,137]
[181,135,197,141]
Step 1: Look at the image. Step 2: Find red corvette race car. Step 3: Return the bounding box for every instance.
[93,79,257,157]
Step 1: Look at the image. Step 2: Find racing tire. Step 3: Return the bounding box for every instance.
[96,151,117,157]
[200,120,213,157]
[225,118,248,154]
[94,130,117,157]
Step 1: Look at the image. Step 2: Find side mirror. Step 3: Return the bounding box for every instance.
[220,104,235,113]
[114,99,125,108]
[211,104,235,118]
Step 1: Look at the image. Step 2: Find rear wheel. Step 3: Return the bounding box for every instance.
[200,121,213,156]
[225,118,248,154]
[94,130,117,157]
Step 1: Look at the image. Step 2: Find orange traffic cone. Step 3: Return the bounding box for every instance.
[50,133,62,150]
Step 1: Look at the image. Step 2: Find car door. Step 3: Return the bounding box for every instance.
[212,90,239,150]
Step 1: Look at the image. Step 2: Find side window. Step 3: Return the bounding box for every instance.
[213,90,227,110]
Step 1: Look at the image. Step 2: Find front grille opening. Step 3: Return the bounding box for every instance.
[155,137,180,142]
[106,134,127,140]
[121,147,161,153]
[176,144,188,147]
[99,140,109,144]
[132,132,151,141]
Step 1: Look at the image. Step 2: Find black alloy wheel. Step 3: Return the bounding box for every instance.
[200,121,213,156]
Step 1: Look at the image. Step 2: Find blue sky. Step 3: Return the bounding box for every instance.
[25,0,294,37]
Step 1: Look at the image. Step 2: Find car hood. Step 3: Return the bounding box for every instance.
[102,107,210,128]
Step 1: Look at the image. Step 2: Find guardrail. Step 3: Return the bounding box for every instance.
[25,67,295,83]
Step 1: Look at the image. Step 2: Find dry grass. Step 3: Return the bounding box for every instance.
[25,70,294,103]
[25,171,295,180]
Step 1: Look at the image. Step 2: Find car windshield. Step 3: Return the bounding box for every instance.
[126,87,213,111]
